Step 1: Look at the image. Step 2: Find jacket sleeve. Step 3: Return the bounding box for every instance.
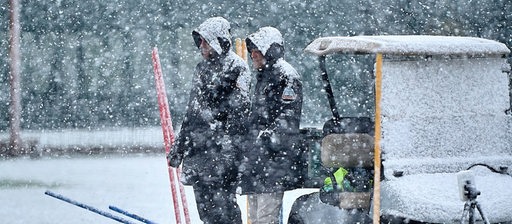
[211,67,239,121]
[274,76,303,135]
[264,66,302,137]
[172,65,203,157]
[207,59,251,135]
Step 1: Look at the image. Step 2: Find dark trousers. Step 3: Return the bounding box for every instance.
[193,180,242,224]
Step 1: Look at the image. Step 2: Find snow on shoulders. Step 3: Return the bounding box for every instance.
[274,58,300,81]
[226,51,251,95]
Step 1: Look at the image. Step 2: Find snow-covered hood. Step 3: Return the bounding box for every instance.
[192,17,232,55]
[246,26,284,57]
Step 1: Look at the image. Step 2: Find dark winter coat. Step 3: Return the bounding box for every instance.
[239,28,303,194]
[173,24,251,186]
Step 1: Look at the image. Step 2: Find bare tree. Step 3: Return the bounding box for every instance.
[9,0,22,156]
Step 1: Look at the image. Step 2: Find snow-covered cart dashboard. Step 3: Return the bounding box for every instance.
[304,35,512,223]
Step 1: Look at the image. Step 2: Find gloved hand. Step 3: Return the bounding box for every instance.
[167,146,183,168]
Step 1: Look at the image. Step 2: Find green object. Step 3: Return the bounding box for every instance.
[323,167,351,191]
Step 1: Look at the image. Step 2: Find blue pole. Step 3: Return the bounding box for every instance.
[109,205,159,224]
[44,191,139,224]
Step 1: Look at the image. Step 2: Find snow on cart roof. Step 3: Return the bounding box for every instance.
[304,35,510,56]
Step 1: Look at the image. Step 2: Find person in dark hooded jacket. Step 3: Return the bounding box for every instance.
[167,17,251,224]
[239,26,303,224]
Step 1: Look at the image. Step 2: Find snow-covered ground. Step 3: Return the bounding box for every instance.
[0,154,317,224]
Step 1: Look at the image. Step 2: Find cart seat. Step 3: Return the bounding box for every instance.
[321,133,374,209]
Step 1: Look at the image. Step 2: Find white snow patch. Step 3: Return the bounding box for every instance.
[0,155,318,224]
[381,169,512,223]
[305,35,510,56]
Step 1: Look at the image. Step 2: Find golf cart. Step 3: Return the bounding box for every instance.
[298,35,512,223]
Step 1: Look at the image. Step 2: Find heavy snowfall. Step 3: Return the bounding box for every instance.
[1,1,512,224]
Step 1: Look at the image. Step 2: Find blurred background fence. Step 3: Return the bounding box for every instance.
[0,127,164,156]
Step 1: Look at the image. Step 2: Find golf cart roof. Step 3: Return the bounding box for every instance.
[304,35,510,56]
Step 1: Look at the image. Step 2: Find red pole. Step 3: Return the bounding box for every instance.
[152,48,191,224]
[158,66,191,223]
[8,0,22,156]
